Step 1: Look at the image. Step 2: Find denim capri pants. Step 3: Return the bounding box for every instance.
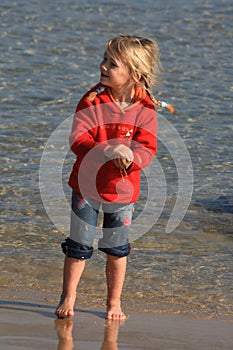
[61,191,134,259]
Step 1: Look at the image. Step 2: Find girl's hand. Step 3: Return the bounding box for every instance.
[113,158,132,170]
[104,144,134,163]
[104,144,133,169]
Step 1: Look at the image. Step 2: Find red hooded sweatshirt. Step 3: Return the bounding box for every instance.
[68,83,158,204]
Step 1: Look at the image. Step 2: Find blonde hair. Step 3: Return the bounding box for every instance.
[106,35,162,90]
[88,34,175,114]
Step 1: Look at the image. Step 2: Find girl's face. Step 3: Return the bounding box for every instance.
[100,52,133,91]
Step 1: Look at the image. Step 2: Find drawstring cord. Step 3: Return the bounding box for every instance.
[120,168,128,182]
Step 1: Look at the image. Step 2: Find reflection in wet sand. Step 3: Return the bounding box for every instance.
[55,318,125,350]
[101,319,125,350]
[55,319,74,350]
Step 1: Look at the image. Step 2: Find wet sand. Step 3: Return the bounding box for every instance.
[0,295,232,350]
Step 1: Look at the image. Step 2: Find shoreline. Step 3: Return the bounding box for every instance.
[1,285,232,321]
[0,288,233,350]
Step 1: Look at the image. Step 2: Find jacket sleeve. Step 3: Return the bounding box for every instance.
[128,108,157,172]
[69,97,107,161]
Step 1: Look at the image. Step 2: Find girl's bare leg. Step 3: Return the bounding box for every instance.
[105,255,127,320]
[55,256,85,319]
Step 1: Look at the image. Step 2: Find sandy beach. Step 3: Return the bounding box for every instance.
[0,290,232,350]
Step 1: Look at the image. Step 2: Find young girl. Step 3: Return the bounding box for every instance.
[55,34,173,320]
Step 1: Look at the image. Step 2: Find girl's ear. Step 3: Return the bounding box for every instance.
[132,71,142,83]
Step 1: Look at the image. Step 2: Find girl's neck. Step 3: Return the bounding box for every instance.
[110,86,135,103]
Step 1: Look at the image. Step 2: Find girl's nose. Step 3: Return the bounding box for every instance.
[101,62,108,72]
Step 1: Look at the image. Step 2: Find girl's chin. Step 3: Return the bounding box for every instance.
[100,78,110,86]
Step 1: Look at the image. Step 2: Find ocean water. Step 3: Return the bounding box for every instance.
[1,0,233,318]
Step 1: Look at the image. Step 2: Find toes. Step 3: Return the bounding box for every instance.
[55,308,74,319]
[67,309,74,318]
[106,312,126,320]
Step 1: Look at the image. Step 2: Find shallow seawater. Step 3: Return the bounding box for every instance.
[1,0,233,318]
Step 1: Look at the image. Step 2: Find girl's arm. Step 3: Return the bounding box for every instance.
[69,99,106,161]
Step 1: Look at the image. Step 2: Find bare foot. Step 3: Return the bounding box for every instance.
[55,295,75,319]
[106,304,127,320]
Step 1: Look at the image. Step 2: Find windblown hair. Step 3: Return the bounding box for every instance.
[106,35,162,93]
[88,35,175,114]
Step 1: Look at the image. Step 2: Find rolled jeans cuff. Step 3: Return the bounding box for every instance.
[61,237,93,260]
[98,243,131,257]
